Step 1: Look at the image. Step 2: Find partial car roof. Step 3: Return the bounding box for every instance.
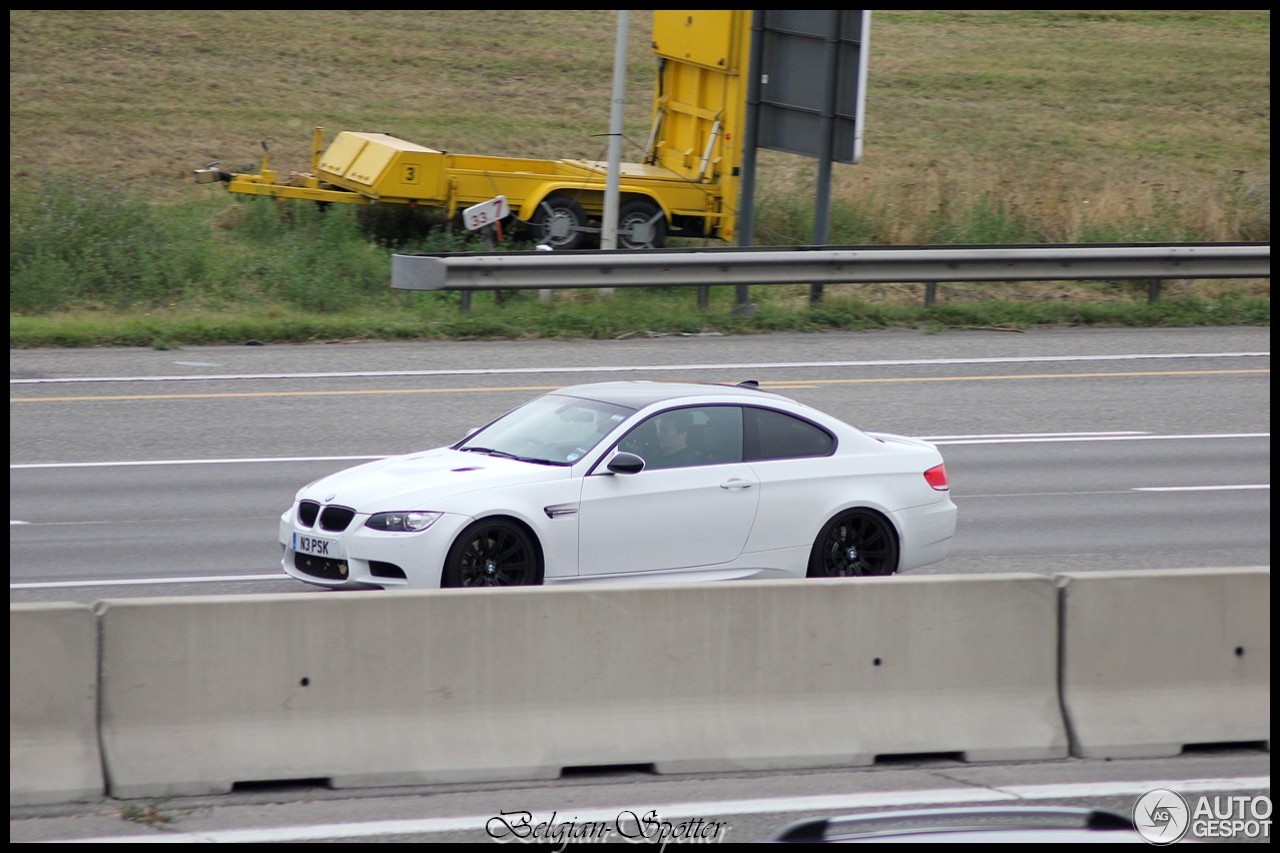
[767,807,1145,844]
[551,380,792,409]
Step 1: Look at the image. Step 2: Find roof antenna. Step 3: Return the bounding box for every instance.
[737,379,760,389]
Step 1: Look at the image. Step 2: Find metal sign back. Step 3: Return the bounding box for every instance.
[755,10,870,165]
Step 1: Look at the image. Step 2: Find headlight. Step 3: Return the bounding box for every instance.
[364,511,443,532]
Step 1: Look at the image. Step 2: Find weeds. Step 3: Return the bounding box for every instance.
[119,802,174,827]
[8,179,1268,347]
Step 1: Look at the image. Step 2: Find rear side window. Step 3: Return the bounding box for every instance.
[743,407,835,461]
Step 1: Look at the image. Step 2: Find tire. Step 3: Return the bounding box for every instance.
[807,509,899,577]
[442,519,543,587]
[529,195,595,250]
[615,198,668,249]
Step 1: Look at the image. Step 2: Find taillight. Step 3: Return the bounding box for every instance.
[924,463,949,491]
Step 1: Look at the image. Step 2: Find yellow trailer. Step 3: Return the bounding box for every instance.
[195,11,750,250]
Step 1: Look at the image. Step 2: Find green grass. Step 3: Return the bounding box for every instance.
[8,10,1270,346]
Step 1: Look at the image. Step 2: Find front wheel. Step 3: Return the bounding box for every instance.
[807,510,899,577]
[442,519,543,587]
[529,195,596,250]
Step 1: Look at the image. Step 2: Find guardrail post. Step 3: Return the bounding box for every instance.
[482,226,512,306]
[1147,278,1162,303]
[924,282,937,307]
[697,285,709,309]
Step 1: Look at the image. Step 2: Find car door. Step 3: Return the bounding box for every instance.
[577,405,759,576]
[737,405,842,554]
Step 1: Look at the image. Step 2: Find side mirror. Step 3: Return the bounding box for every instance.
[606,451,646,475]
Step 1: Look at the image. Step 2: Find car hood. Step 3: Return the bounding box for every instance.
[296,448,571,512]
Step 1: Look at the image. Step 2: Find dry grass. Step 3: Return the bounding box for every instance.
[10,10,1269,230]
[10,10,660,197]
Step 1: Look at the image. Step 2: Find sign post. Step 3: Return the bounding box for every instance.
[460,196,512,309]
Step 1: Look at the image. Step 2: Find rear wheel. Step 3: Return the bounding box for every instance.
[615,199,667,249]
[442,519,543,587]
[807,510,899,577]
[529,195,595,250]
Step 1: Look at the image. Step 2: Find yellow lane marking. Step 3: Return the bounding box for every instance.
[761,368,1271,390]
[9,369,1270,403]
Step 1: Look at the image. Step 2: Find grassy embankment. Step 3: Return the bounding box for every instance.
[9,10,1269,347]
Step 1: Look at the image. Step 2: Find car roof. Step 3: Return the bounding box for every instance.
[551,380,796,410]
[767,807,1145,843]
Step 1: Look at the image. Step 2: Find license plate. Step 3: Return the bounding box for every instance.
[293,532,342,558]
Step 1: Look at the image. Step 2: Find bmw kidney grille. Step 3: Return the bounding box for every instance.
[296,500,356,532]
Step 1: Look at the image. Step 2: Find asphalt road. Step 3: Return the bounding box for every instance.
[11,752,1271,843]
[10,326,1270,602]
[9,326,1271,841]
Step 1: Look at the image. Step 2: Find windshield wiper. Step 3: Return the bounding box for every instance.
[459,446,566,466]
[459,446,529,461]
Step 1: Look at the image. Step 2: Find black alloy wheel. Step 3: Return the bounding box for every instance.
[807,509,900,577]
[443,519,543,587]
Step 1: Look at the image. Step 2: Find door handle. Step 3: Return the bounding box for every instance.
[720,478,754,490]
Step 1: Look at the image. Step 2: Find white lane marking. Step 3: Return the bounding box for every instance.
[930,433,1269,445]
[8,432,1271,471]
[9,351,1271,385]
[11,574,285,590]
[926,431,1147,439]
[11,455,383,470]
[1135,484,1270,492]
[44,776,1270,843]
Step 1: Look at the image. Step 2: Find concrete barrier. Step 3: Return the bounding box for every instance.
[1058,567,1270,758]
[97,575,1066,798]
[10,603,103,806]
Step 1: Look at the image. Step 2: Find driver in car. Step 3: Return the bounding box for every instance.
[653,410,700,468]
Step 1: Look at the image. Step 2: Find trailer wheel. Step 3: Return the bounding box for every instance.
[616,199,668,249]
[530,195,595,250]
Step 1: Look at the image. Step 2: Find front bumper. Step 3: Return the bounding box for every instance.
[278,505,474,590]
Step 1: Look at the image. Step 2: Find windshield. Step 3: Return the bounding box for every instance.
[456,394,634,465]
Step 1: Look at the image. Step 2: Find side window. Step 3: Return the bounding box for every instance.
[616,406,743,470]
[743,407,835,461]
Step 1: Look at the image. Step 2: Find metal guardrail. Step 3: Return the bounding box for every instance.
[393,242,1268,289]
[391,242,1269,308]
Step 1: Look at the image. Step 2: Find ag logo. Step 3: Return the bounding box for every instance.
[1134,788,1190,845]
